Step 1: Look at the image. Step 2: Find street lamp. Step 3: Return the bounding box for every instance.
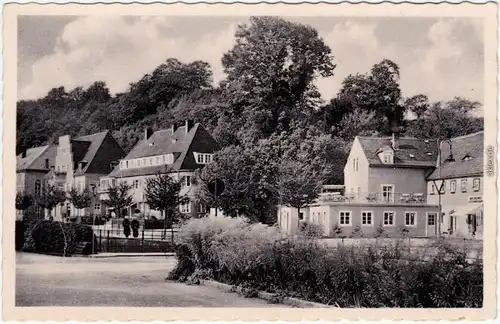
[432,138,455,237]
[90,184,97,254]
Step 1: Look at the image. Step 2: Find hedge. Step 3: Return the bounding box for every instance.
[168,215,483,308]
[21,220,98,256]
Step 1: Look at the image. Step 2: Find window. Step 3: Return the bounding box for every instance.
[473,178,481,192]
[198,154,204,164]
[35,180,41,196]
[405,211,417,226]
[180,202,191,214]
[57,165,61,173]
[439,180,446,194]
[138,159,141,167]
[361,211,373,226]
[134,180,139,189]
[383,152,393,164]
[156,156,161,164]
[149,158,153,165]
[427,213,436,226]
[185,176,191,187]
[125,161,129,168]
[143,158,146,165]
[382,185,394,202]
[352,158,355,171]
[94,204,101,211]
[339,211,351,226]
[450,180,456,194]
[62,164,67,172]
[356,158,359,171]
[430,182,435,195]
[45,158,49,169]
[461,179,468,193]
[198,203,207,214]
[383,211,395,226]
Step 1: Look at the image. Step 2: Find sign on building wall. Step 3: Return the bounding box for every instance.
[468,196,483,204]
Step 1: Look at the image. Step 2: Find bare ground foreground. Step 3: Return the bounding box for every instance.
[16,252,288,307]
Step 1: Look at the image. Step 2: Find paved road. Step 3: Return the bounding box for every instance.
[16,253,287,307]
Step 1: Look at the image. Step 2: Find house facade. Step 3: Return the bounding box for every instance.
[16,145,58,219]
[44,131,126,221]
[98,120,219,219]
[279,132,440,238]
[426,131,484,238]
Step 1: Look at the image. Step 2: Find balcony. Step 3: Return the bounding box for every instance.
[317,192,427,205]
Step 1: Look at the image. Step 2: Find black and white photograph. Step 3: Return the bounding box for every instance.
[4,2,498,322]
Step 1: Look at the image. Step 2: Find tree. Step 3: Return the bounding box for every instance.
[277,158,323,223]
[404,94,429,120]
[338,59,405,134]
[101,182,133,218]
[16,191,33,218]
[144,168,189,243]
[220,16,336,143]
[36,184,66,219]
[405,98,484,139]
[68,187,92,217]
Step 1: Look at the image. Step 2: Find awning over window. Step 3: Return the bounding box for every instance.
[450,204,483,216]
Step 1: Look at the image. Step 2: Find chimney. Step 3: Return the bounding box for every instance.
[391,132,400,150]
[109,161,119,171]
[21,149,27,158]
[171,123,178,134]
[185,120,194,134]
[144,128,154,141]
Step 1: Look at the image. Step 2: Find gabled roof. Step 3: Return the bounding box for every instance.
[357,136,439,168]
[16,144,57,172]
[73,130,126,175]
[108,123,219,178]
[427,131,484,180]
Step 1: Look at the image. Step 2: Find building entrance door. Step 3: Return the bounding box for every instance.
[426,212,437,237]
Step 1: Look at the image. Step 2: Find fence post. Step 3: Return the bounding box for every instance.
[99,229,102,252]
[107,230,110,252]
[141,229,144,254]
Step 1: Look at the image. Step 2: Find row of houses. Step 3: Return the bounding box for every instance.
[16,121,484,238]
[279,131,484,239]
[16,120,219,221]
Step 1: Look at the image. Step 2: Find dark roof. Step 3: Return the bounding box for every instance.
[16,145,57,172]
[109,123,218,177]
[73,131,126,175]
[108,123,218,178]
[427,131,484,180]
[357,136,439,168]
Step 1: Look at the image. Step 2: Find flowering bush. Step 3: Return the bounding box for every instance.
[169,215,483,308]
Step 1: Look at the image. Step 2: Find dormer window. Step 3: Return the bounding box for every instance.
[463,155,473,161]
[194,152,214,164]
[382,152,393,164]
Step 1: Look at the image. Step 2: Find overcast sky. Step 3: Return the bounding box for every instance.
[18,15,484,106]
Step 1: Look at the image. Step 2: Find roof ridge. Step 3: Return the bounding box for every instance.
[75,129,109,140]
[450,131,484,141]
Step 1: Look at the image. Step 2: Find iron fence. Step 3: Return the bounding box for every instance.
[96,228,177,253]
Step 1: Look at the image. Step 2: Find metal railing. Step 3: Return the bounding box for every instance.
[318,192,427,204]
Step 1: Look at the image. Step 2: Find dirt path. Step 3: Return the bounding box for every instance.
[16,252,287,307]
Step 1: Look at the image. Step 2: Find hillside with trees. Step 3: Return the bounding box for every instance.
[17,17,484,223]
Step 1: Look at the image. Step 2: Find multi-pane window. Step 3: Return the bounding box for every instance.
[198,203,207,214]
[361,211,373,225]
[94,204,101,211]
[196,153,214,164]
[427,213,436,226]
[405,212,416,226]
[450,180,456,194]
[185,176,191,187]
[339,211,351,226]
[382,185,394,202]
[180,202,191,214]
[156,157,161,164]
[473,178,481,192]
[383,212,395,226]
[134,180,139,189]
[35,180,41,196]
[430,183,435,195]
[461,179,468,193]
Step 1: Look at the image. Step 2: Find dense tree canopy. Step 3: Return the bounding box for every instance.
[17,16,484,224]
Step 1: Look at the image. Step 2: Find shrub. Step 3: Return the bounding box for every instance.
[298,222,324,238]
[349,225,364,238]
[15,220,29,251]
[332,223,343,238]
[22,220,98,255]
[374,223,387,238]
[169,216,483,308]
